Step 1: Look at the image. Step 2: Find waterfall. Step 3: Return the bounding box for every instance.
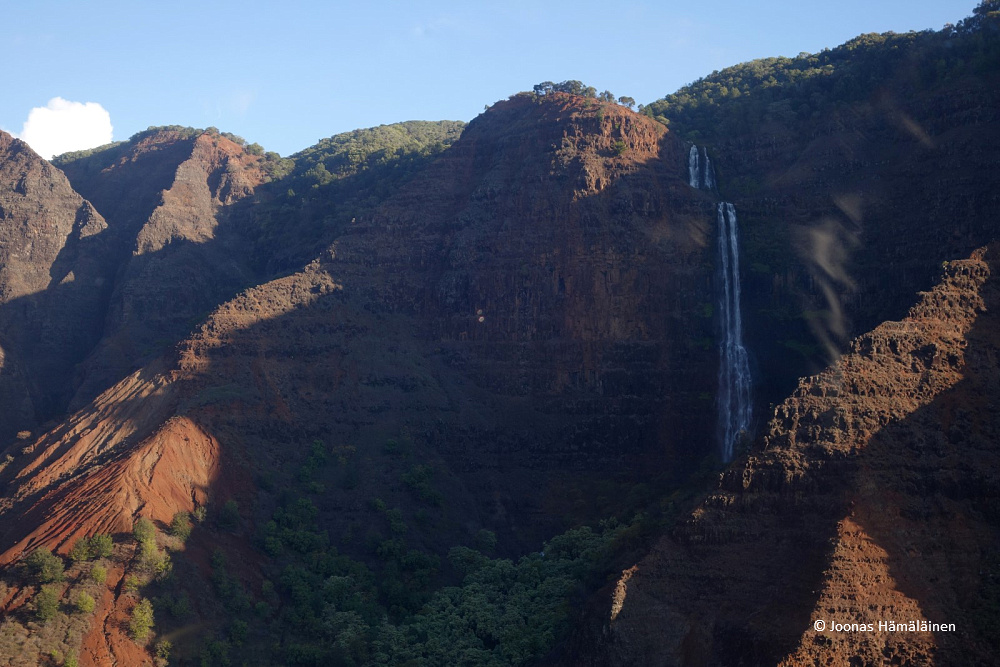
[688,146,700,188]
[687,145,716,190]
[716,202,752,461]
[688,145,752,459]
[702,148,715,190]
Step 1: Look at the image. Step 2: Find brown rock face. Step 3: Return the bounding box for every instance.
[0,95,716,563]
[721,67,1000,408]
[0,131,113,438]
[574,246,1000,665]
[62,130,269,409]
[0,128,269,443]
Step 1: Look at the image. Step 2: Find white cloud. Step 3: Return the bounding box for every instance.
[15,97,113,160]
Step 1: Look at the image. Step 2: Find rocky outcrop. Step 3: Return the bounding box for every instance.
[0,132,113,438]
[62,130,269,408]
[574,246,1000,665]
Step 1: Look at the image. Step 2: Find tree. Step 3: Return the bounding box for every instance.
[170,511,192,540]
[533,81,554,96]
[25,549,64,583]
[91,564,108,585]
[618,96,636,109]
[554,80,584,95]
[35,585,60,622]
[90,534,114,559]
[155,640,172,662]
[69,538,92,562]
[130,598,155,642]
[599,90,615,102]
[133,517,156,544]
[75,591,96,614]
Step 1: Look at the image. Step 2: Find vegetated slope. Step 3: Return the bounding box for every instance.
[644,7,1000,412]
[571,244,1000,666]
[0,94,715,664]
[247,120,465,274]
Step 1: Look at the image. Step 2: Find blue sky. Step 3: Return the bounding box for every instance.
[0,0,979,157]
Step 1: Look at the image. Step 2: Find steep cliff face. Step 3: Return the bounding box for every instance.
[0,94,715,557]
[716,61,1000,411]
[328,94,716,488]
[59,130,269,409]
[0,96,719,662]
[0,132,112,439]
[575,245,1000,665]
[0,128,270,444]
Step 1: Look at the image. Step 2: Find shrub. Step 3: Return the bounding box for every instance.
[91,564,108,585]
[401,465,443,506]
[193,506,207,523]
[68,538,92,562]
[129,598,155,642]
[25,549,64,583]
[133,517,156,545]
[35,585,60,622]
[474,529,498,554]
[89,534,114,559]
[124,574,141,593]
[155,640,172,661]
[75,591,96,614]
[170,512,192,540]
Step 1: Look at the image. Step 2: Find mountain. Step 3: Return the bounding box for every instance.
[0,4,998,665]
[569,245,1000,665]
[0,98,719,665]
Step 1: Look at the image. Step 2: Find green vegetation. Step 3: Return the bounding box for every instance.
[130,598,155,642]
[133,517,156,544]
[90,564,108,585]
[74,592,96,615]
[89,534,114,559]
[532,81,637,110]
[249,120,464,272]
[34,585,60,622]
[68,534,113,562]
[25,549,64,584]
[192,433,651,667]
[155,639,173,662]
[643,3,1000,142]
[170,511,193,540]
[218,500,241,531]
[400,464,444,506]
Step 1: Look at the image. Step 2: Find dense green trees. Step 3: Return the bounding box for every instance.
[25,549,64,583]
[532,81,639,111]
[68,534,113,562]
[643,3,1000,142]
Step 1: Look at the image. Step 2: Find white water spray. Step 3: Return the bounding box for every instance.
[702,147,715,191]
[688,145,716,191]
[715,202,752,461]
[688,145,700,188]
[688,145,752,459]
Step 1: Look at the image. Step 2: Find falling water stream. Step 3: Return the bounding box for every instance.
[715,202,752,461]
[689,145,752,461]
